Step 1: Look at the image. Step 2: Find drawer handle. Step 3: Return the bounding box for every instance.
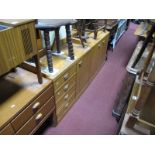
[64,94,69,100]
[78,61,83,67]
[35,113,43,121]
[32,102,40,110]
[64,103,69,108]
[98,44,101,48]
[64,84,69,91]
[64,73,69,81]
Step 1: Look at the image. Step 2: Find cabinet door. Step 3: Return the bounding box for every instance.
[0,29,16,75]
[76,52,91,95]
[90,44,100,77]
[98,37,109,66]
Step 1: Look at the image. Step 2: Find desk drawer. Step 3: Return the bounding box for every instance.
[55,75,76,102]
[56,84,76,110]
[16,97,55,135]
[56,92,75,121]
[11,86,53,132]
[54,64,76,91]
[0,124,15,135]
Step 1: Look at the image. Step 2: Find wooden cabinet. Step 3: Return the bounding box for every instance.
[0,20,38,76]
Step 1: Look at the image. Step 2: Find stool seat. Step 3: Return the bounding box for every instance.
[36,19,77,30]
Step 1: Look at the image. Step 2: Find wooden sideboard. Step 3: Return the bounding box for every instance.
[0,68,54,135]
[36,30,110,123]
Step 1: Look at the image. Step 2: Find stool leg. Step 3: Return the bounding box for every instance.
[92,20,98,39]
[55,27,61,53]
[44,30,53,73]
[33,54,43,84]
[65,24,74,60]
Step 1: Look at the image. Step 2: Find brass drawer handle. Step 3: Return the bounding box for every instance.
[64,94,69,100]
[78,61,83,67]
[64,103,69,108]
[35,113,43,121]
[64,84,69,91]
[64,73,69,81]
[32,102,40,110]
[98,43,101,48]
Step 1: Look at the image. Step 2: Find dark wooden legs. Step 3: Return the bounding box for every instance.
[33,55,43,84]
[44,30,53,73]
[92,20,98,39]
[55,27,61,53]
[65,24,74,60]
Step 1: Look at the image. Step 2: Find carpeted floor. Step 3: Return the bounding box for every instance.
[41,23,139,135]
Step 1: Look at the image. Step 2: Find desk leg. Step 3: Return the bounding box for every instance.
[34,55,43,84]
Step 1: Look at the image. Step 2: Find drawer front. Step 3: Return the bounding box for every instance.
[56,85,76,110]
[11,86,53,132]
[56,92,75,121]
[54,64,76,91]
[16,97,55,135]
[0,124,15,135]
[55,75,76,102]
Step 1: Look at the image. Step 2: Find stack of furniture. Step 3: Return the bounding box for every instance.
[0,19,110,134]
[24,19,110,124]
[119,22,155,134]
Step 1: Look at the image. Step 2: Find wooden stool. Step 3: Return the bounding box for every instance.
[36,19,77,73]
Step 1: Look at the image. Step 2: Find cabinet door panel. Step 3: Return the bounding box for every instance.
[0,29,15,75]
[76,52,91,95]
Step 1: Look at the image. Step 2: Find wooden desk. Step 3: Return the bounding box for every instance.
[0,68,54,135]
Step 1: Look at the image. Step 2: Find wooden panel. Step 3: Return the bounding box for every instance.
[76,51,91,95]
[16,22,38,60]
[11,86,53,132]
[55,75,76,102]
[54,64,76,91]
[0,124,15,135]
[0,28,19,75]
[16,97,55,135]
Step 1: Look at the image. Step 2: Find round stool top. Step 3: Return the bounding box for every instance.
[36,19,77,30]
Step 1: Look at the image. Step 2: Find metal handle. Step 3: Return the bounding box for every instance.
[98,43,101,48]
[64,103,69,108]
[64,84,69,91]
[32,102,40,110]
[79,60,83,67]
[35,113,43,121]
[64,73,69,80]
[64,94,69,100]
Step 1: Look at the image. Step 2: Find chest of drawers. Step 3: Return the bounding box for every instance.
[0,68,54,135]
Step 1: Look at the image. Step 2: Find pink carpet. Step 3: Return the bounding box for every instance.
[41,23,139,135]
